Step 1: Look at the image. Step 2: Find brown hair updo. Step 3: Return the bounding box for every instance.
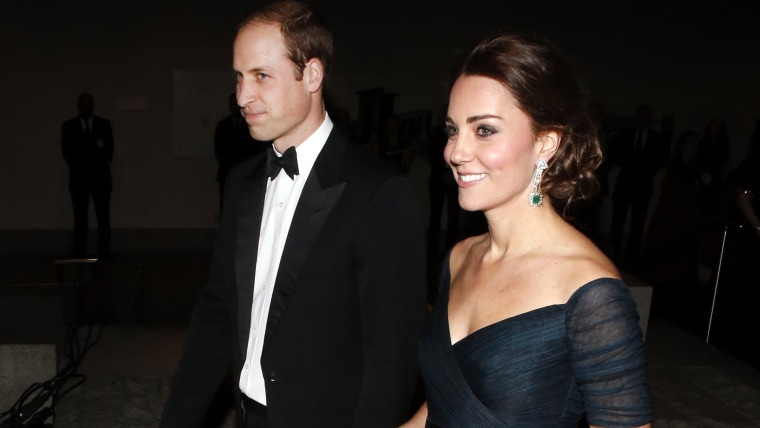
[457,29,602,219]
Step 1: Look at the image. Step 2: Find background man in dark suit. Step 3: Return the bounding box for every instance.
[608,104,670,266]
[61,92,114,258]
[214,92,267,214]
[160,2,427,427]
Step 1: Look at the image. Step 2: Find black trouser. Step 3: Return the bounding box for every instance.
[71,189,111,257]
[610,191,650,264]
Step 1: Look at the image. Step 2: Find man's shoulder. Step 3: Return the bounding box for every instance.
[92,115,111,125]
[62,117,79,127]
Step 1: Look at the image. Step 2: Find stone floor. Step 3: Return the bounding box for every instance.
[51,325,235,428]
[2,253,760,427]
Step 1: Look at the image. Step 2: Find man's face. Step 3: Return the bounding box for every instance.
[78,94,94,118]
[233,22,314,148]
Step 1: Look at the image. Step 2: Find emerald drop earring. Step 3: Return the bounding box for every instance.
[529,160,548,207]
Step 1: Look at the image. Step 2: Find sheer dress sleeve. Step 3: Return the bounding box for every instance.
[565,279,652,427]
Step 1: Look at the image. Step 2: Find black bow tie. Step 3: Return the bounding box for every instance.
[266,146,299,180]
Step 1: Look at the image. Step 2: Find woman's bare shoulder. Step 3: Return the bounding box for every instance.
[449,233,488,277]
[564,241,620,294]
[543,227,621,297]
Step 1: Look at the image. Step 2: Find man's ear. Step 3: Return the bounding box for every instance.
[305,58,324,93]
[538,130,561,160]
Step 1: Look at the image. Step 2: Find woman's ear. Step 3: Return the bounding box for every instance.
[537,130,561,160]
[305,58,324,93]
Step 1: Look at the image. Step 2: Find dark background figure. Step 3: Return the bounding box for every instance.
[707,119,760,367]
[425,121,460,304]
[214,93,266,213]
[692,118,732,287]
[378,114,414,175]
[61,92,114,259]
[641,130,703,286]
[697,118,731,220]
[329,107,360,144]
[608,104,670,267]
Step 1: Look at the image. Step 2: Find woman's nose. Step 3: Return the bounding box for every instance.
[447,139,470,166]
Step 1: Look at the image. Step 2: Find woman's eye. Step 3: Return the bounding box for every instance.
[444,125,458,138]
[477,126,496,137]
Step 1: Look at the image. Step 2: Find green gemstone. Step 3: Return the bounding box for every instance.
[531,194,542,205]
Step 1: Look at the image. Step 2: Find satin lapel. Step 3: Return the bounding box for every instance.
[263,132,347,348]
[236,160,267,359]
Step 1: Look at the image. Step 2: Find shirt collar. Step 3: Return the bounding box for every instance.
[271,114,333,180]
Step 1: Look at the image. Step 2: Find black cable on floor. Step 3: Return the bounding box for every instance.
[0,324,104,427]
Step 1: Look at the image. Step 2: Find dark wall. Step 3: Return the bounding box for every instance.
[2,0,759,231]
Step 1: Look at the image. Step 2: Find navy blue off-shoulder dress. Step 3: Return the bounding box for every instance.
[419,252,652,427]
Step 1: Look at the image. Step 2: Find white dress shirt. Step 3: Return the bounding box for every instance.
[239,115,333,404]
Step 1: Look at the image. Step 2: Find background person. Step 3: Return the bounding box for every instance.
[214,92,266,214]
[60,92,114,259]
[607,104,669,267]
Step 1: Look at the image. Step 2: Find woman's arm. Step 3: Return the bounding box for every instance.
[398,402,427,428]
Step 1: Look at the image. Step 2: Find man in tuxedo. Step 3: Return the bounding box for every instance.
[61,92,114,258]
[608,104,670,266]
[160,2,427,427]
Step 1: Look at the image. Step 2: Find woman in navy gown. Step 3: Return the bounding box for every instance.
[401,30,652,428]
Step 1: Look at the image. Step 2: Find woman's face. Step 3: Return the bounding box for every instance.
[443,75,545,213]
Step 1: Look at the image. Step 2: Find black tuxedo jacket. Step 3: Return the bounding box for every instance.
[161,129,427,428]
[61,115,114,193]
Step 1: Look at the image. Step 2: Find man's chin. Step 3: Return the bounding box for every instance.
[247,126,271,142]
